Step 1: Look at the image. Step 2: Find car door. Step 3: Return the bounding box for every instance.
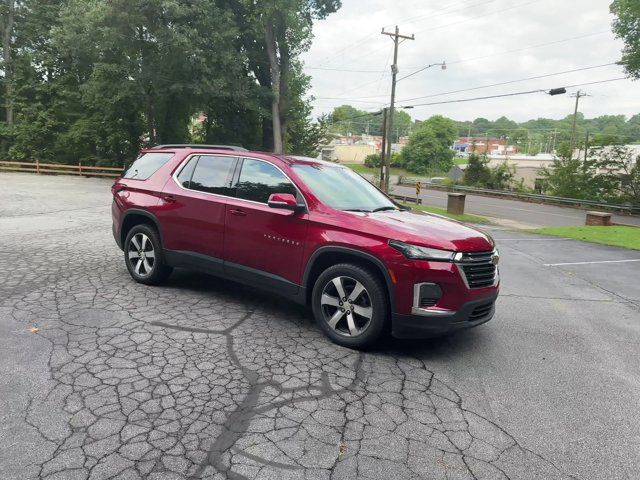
[223,158,308,290]
[158,154,238,266]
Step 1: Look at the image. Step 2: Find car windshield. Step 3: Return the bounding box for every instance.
[291,163,398,212]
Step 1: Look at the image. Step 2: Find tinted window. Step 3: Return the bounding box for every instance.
[236,159,297,203]
[292,163,396,212]
[124,152,174,180]
[176,157,198,188]
[190,155,237,195]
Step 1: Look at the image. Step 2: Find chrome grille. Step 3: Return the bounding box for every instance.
[457,250,497,289]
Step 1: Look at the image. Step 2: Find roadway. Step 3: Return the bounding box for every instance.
[390,182,640,228]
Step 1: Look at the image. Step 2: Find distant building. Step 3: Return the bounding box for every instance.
[454,137,517,155]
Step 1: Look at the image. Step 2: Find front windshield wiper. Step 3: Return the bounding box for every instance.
[343,209,372,213]
[372,206,399,212]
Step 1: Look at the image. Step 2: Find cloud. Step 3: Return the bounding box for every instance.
[302,0,638,122]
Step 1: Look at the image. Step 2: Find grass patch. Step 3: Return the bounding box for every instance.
[400,203,490,224]
[453,158,469,165]
[530,226,640,250]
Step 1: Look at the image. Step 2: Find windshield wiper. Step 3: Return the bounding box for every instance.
[343,209,372,213]
[372,206,399,212]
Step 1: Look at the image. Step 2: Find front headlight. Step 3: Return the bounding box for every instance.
[388,240,455,261]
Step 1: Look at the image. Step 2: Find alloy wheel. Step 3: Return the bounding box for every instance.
[320,275,373,337]
[127,233,155,277]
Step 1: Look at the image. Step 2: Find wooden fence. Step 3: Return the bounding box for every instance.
[0,160,123,178]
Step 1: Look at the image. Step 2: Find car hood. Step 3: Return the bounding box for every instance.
[364,210,494,252]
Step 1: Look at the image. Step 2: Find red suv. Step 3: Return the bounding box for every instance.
[112,145,499,348]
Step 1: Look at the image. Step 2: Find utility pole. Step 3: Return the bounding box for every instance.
[570,90,587,158]
[382,26,414,192]
[379,108,388,190]
[584,131,590,162]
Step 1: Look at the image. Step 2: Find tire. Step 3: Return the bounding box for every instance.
[124,224,173,285]
[311,263,389,349]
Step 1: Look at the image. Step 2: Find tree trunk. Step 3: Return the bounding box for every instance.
[264,23,283,154]
[278,36,289,152]
[146,90,157,145]
[2,0,15,125]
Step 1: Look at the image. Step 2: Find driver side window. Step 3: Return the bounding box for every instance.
[235,159,298,204]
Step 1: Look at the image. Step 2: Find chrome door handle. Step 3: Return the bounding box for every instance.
[229,208,247,217]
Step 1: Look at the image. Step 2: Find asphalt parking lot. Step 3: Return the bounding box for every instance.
[1,172,639,480]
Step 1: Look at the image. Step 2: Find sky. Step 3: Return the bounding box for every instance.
[301,0,639,124]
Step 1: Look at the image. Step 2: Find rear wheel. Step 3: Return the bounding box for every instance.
[124,224,172,285]
[312,263,389,349]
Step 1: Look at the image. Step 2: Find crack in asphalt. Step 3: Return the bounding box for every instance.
[0,207,579,479]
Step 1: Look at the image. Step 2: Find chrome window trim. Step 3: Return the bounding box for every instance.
[171,154,308,210]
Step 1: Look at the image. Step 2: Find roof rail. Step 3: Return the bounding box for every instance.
[153,144,248,151]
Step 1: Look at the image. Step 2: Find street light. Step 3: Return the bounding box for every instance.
[397,61,446,82]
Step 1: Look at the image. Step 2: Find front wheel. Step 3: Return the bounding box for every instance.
[124,224,173,285]
[311,263,389,349]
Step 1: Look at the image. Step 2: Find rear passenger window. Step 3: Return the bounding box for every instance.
[236,159,297,203]
[124,152,174,180]
[189,155,237,196]
[176,157,198,188]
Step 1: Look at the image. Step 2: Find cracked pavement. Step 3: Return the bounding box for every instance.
[1,172,639,479]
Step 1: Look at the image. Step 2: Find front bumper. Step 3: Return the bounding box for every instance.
[391,293,498,338]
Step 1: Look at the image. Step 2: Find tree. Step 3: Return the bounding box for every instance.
[0,0,16,124]
[401,115,457,174]
[596,145,640,205]
[463,153,491,186]
[611,0,640,78]
[243,0,341,153]
[540,156,603,199]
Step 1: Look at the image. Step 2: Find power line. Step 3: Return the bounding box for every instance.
[314,0,491,69]
[316,0,537,72]
[305,66,385,73]
[400,77,627,108]
[313,62,620,104]
[413,0,546,35]
[397,62,619,103]
[307,30,608,77]
[386,0,498,28]
[448,30,609,66]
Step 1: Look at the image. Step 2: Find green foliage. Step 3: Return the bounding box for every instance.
[540,156,604,200]
[462,153,515,190]
[327,105,411,143]
[0,0,340,164]
[595,145,640,205]
[556,141,572,160]
[463,153,491,186]
[363,152,402,168]
[611,0,640,79]
[541,145,640,205]
[401,115,457,174]
[532,226,640,251]
[455,113,640,154]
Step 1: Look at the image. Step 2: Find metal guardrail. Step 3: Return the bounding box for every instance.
[402,179,640,215]
[389,194,422,205]
[0,160,123,178]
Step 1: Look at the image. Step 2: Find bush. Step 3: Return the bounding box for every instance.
[463,153,515,190]
[364,153,381,168]
[364,152,404,169]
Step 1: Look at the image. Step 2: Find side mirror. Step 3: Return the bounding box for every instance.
[267,193,305,213]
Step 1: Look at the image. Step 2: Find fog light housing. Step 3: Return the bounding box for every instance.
[414,282,442,309]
